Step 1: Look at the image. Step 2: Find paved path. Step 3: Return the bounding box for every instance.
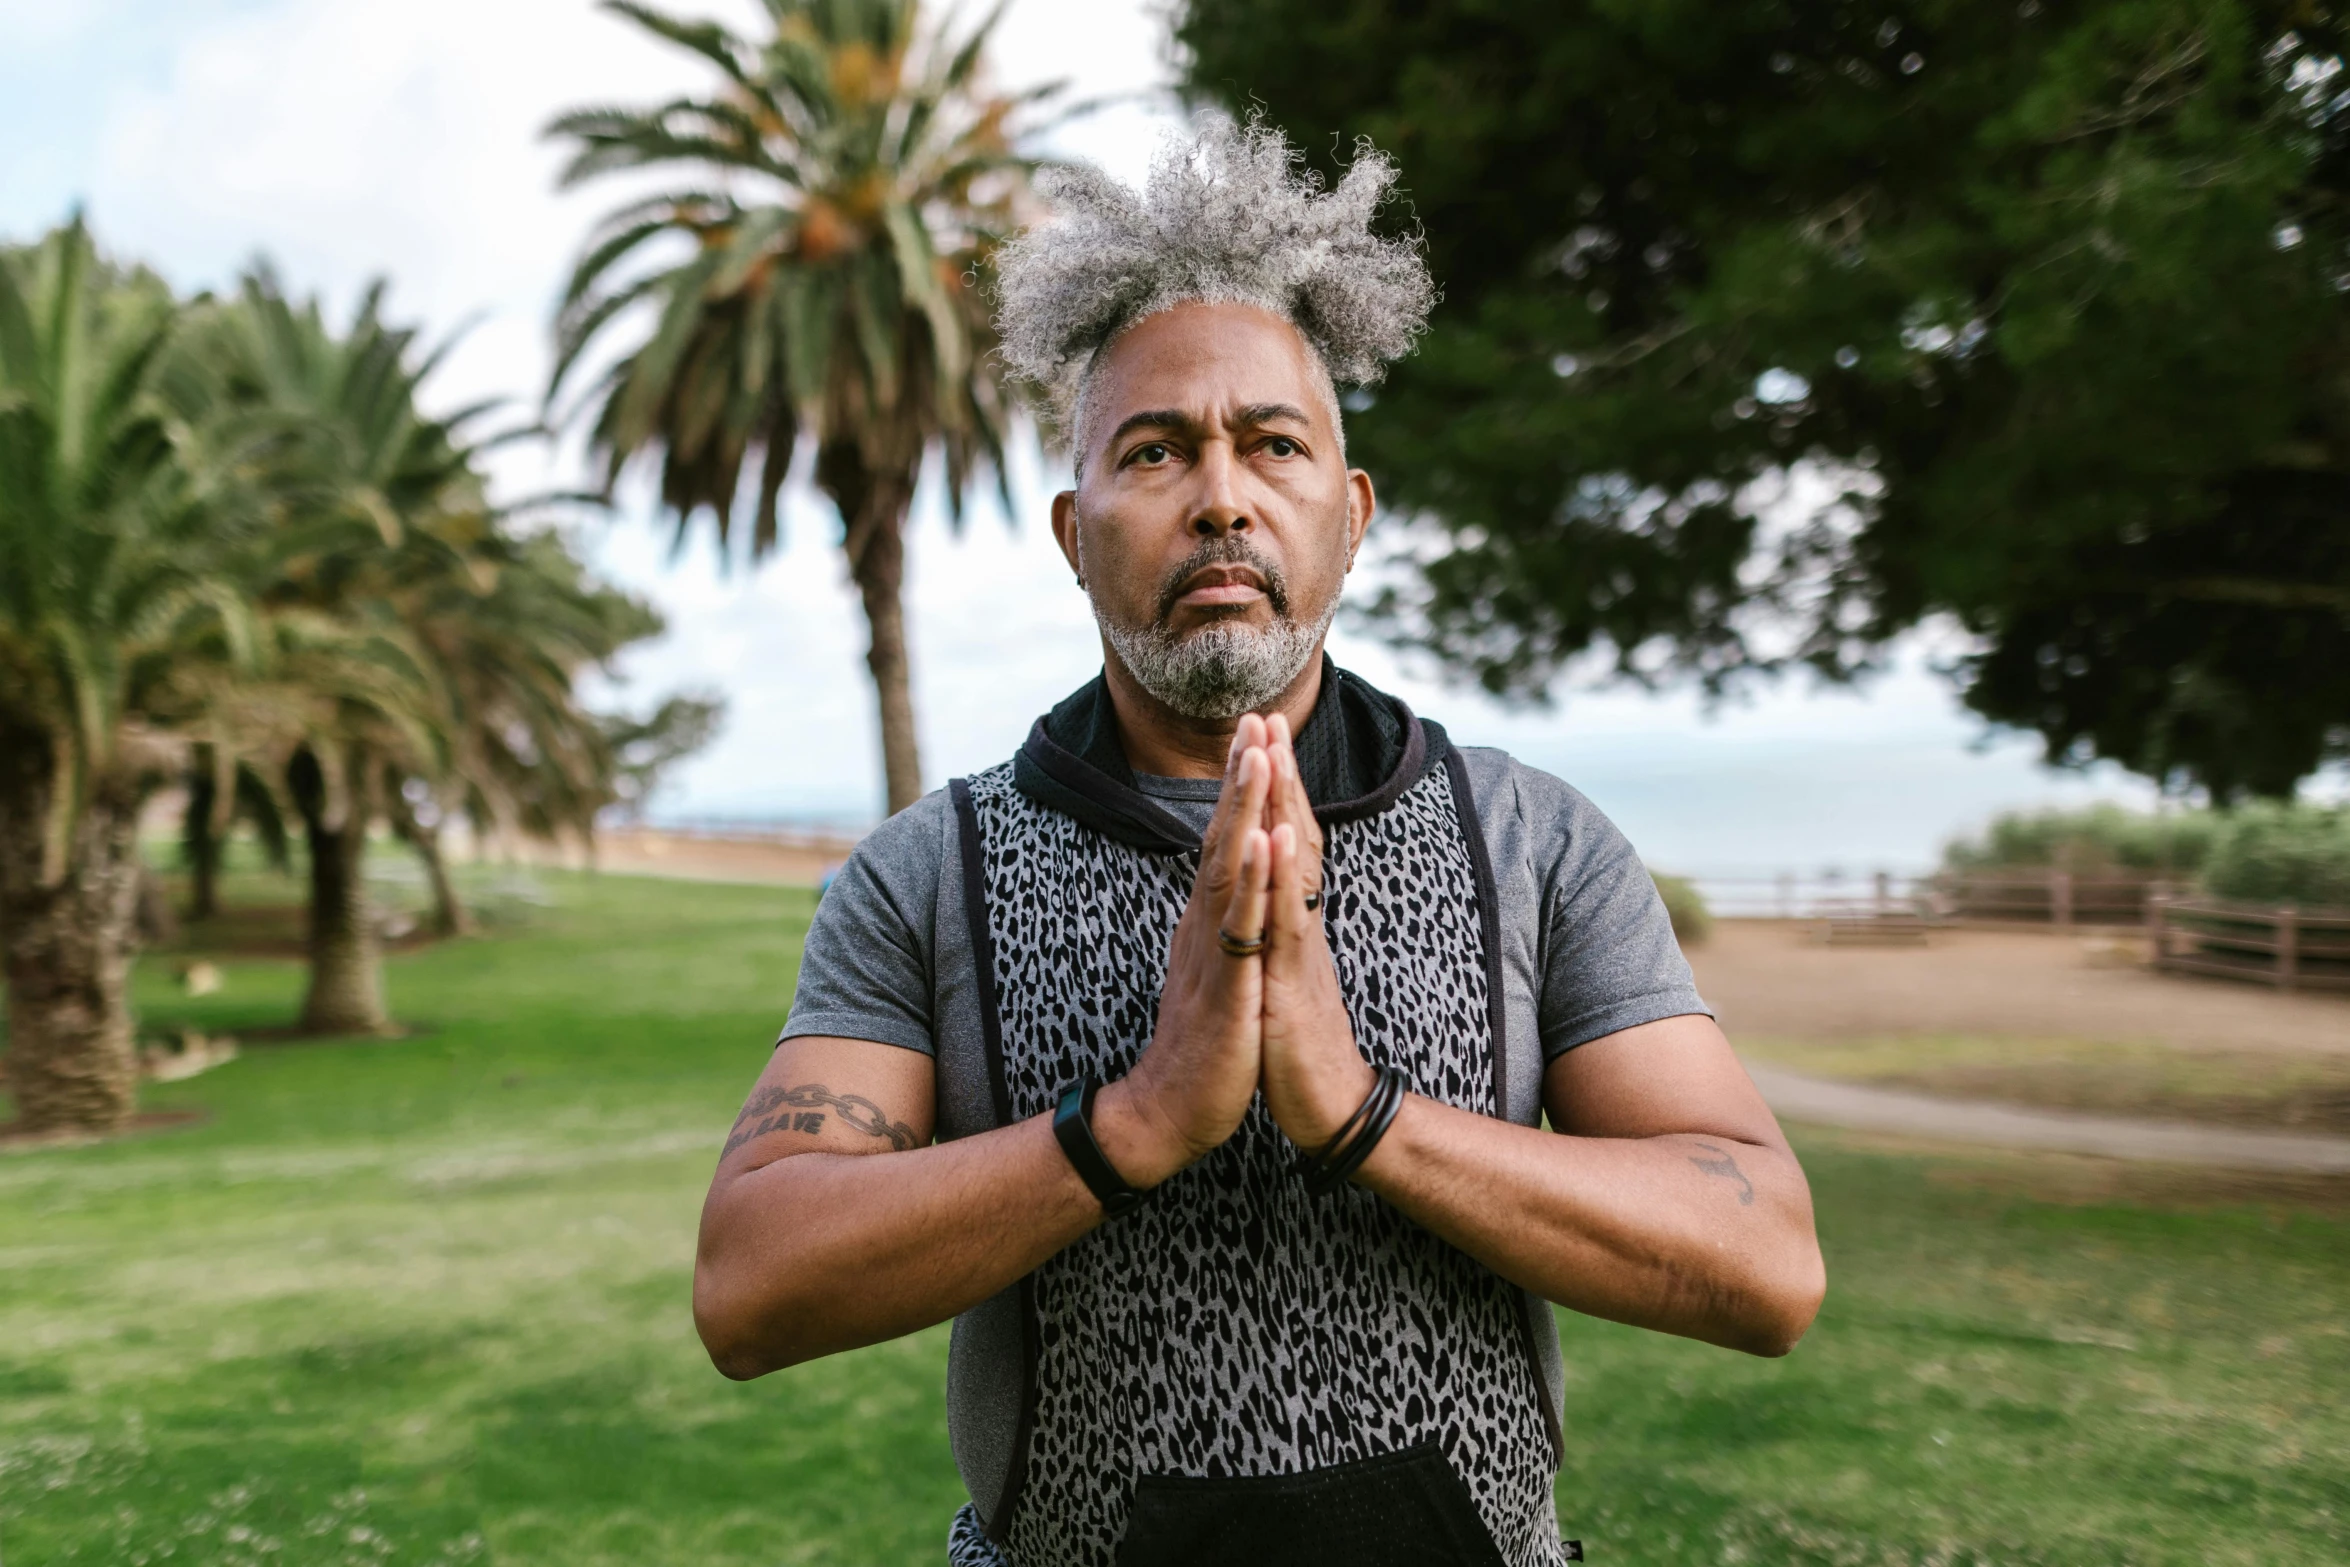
[1746,1062,2350,1173]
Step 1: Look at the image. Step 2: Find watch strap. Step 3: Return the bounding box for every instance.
[1053,1080,1147,1219]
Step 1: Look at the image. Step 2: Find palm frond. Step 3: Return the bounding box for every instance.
[602,1,759,93]
[548,0,1050,565]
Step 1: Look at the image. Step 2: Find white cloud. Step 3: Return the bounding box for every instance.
[87,0,705,414]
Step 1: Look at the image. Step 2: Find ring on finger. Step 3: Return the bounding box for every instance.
[1217,927,1269,958]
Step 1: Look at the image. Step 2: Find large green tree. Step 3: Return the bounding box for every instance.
[1178,0,2350,799]
[548,0,1042,814]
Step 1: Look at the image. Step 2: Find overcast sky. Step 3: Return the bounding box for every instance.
[4,0,2212,874]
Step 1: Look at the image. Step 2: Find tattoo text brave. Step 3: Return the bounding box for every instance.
[724,1082,919,1158]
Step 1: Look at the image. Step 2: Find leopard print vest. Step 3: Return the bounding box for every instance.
[944,751,1566,1567]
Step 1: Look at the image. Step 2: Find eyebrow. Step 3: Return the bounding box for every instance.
[1235,402,1313,429]
[1106,408,1193,448]
[1104,402,1318,451]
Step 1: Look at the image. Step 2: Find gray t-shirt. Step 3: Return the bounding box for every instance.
[783,746,1708,1067]
[1132,773,1223,834]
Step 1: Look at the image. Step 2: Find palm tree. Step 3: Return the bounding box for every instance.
[195,274,479,1034]
[386,525,676,936]
[0,220,255,1132]
[547,0,1043,814]
[180,748,291,923]
[206,272,693,1002]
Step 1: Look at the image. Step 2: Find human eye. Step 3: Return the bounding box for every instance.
[1263,435,1303,459]
[1124,440,1173,468]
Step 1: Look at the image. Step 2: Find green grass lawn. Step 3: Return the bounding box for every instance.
[3,866,2347,1566]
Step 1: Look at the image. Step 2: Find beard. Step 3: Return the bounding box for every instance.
[1092,533,1338,721]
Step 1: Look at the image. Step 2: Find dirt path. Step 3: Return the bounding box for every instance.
[1689,921,2350,1056]
[1746,1063,2350,1172]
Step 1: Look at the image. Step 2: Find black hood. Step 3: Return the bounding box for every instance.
[1010,658,1449,854]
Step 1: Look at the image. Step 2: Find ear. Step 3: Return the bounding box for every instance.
[1343,468,1376,570]
[1050,490,1083,582]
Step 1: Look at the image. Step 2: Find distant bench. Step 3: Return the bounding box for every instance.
[1810,911,1932,947]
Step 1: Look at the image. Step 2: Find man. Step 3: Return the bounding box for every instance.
[694,119,1825,1567]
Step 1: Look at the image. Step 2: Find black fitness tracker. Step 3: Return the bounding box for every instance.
[1053,1080,1148,1219]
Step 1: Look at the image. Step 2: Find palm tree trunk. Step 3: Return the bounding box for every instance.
[0,729,144,1134]
[183,761,222,922]
[290,743,390,1036]
[855,514,924,816]
[187,824,221,922]
[134,865,179,945]
[388,791,469,938]
[823,442,925,816]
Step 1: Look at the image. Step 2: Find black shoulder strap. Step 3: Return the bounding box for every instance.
[1438,747,1563,1461]
[1437,745,1508,1122]
[947,775,1042,1537]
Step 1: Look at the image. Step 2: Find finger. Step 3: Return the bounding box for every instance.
[1265,721,1323,895]
[1270,722,1304,821]
[1199,713,1269,859]
[1203,743,1270,896]
[1221,826,1272,953]
[1266,820,1306,961]
[1255,715,1285,830]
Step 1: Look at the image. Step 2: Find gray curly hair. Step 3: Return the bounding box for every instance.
[993,115,1435,464]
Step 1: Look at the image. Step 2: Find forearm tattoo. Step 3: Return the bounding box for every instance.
[723,1082,918,1157]
[1688,1142,1755,1206]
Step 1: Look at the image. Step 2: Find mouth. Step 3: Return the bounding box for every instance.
[1167,564,1270,615]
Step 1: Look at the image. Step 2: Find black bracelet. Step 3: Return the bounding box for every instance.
[1321,1069,1406,1192]
[1053,1080,1147,1219]
[1294,1069,1385,1176]
[1300,1066,1408,1196]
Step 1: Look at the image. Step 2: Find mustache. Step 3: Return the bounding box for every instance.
[1153,536,1291,624]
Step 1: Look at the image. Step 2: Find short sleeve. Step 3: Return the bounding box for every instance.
[1518,765,1713,1059]
[777,790,951,1056]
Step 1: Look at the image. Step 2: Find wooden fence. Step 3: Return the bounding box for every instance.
[1928,870,2162,927]
[1689,868,2158,924]
[2148,896,2350,992]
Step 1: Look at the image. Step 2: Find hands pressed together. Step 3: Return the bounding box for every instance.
[1093,713,1380,1192]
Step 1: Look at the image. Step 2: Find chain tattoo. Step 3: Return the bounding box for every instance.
[723,1081,918,1157]
[1689,1141,1755,1206]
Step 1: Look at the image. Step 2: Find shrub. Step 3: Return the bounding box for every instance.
[2200,804,2350,909]
[1651,872,1713,946]
[1942,804,2220,876]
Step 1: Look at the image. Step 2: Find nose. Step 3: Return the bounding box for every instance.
[1188,440,1251,538]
